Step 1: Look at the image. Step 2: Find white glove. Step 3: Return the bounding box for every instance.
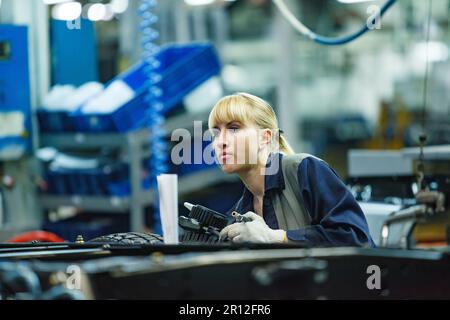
[220,212,287,244]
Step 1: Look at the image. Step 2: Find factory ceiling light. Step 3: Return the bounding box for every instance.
[87,3,107,21]
[184,0,216,6]
[110,0,129,14]
[42,0,72,4]
[51,1,82,21]
[102,4,115,21]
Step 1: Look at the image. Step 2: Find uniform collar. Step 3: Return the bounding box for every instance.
[239,153,286,210]
[264,152,286,192]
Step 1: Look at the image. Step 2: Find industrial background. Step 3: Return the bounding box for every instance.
[0,0,449,300]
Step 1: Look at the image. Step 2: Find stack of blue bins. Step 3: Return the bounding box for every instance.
[45,162,128,196]
[37,110,76,133]
[71,42,222,133]
[40,42,222,196]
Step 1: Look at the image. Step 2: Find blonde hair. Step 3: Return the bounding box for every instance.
[208,92,295,155]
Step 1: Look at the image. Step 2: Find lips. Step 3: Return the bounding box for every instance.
[220,152,232,162]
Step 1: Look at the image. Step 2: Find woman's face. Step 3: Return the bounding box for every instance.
[211,121,261,174]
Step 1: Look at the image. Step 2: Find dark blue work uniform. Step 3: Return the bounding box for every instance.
[229,153,375,248]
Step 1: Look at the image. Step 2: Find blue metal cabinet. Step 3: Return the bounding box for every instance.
[0,24,32,160]
[51,18,98,87]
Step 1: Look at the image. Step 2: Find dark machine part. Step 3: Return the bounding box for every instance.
[1,242,450,300]
[88,203,236,245]
[231,211,253,223]
[89,233,164,245]
[417,134,428,191]
[81,203,245,245]
[378,137,446,250]
[380,187,447,249]
[183,202,229,230]
[65,247,450,300]
[179,203,230,244]
[379,133,448,249]
[178,216,222,243]
[0,261,85,300]
[179,203,254,244]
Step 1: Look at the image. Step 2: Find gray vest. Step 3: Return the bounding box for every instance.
[272,153,322,230]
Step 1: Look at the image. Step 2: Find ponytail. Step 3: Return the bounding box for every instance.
[279,134,295,155]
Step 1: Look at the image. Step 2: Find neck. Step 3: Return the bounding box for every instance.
[237,151,270,198]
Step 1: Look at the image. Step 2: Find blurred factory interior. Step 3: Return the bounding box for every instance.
[0,0,450,300]
[0,0,450,245]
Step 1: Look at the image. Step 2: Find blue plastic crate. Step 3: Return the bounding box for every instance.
[46,168,88,196]
[45,163,128,196]
[46,168,71,195]
[70,43,222,133]
[37,110,76,133]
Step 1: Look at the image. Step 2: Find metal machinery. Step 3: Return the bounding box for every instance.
[0,242,450,300]
[348,145,450,249]
[0,24,41,235]
[1,196,450,300]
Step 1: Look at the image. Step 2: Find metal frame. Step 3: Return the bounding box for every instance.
[0,0,50,235]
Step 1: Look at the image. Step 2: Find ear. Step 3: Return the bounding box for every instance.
[259,129,273,147]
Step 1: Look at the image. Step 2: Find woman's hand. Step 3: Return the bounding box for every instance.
[220,212,287,244]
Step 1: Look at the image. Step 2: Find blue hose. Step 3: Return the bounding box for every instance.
[315,0,397,45]
[274,0,397,46]
[139,0,167,234]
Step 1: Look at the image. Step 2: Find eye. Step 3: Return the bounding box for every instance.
[227,124,241,133]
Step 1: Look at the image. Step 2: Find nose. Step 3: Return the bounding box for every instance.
[214,129,228,152]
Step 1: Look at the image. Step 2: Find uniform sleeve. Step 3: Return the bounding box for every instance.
[286,157,376,247]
